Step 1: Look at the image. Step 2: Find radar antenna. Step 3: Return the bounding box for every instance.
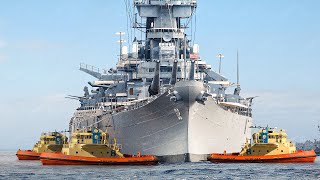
[216,53,224,74]
[116,32,126,61]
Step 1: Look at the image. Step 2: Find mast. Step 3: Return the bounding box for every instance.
[237,50,240,87]
[184,34,187,80]
[234,50,241,96]
[216,53,224,74]
[116,32,126,61]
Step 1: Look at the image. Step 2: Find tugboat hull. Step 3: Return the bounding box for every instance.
[16,150,40,160]
[40,152,158,166]
[208,150,317,163]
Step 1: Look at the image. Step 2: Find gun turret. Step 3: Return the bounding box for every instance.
[148,60,160,96]
[170,60,178,86]
[190,60,195,80]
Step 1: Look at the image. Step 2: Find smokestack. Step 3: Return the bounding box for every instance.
[170,60,178,85]
[190,60,195,80]
[148,60,160,96]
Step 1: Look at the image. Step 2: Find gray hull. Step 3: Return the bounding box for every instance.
[99,81,252,162]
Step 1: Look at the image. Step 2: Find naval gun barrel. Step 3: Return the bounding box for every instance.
[190,60,195,80]
[148,60,160,96]
[170,60,178,86]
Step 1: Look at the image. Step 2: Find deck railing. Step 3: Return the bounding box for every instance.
[134,0,197,5]
[80,63,108,74]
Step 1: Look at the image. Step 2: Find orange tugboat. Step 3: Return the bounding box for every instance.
[40,127,158,165]
[16,132,67,160]
[208,127,317,163]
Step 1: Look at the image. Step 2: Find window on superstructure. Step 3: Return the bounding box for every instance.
[130,88,134,95]
[160,66,173,73]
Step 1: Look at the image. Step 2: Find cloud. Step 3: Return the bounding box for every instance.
[30,94,77,113]
[242,90,320,142]
[0,94,78,150]
[0,53,7,62]
[0,39,8,62]
[15,40,64,51]
[0,40,6,48]
[245,91,319,112]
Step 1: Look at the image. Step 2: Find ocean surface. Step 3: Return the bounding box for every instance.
[0,151,319,180]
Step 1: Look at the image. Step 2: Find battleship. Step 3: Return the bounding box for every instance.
[296,122,320,156]
[68,0,254,162]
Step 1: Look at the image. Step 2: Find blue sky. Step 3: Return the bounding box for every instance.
[0,0,319,150]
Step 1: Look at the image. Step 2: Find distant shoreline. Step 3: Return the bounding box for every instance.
[0,150,15,152]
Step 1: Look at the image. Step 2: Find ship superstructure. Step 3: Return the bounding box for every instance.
[69,0,254,162]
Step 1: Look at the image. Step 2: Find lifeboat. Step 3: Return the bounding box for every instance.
[16,132,67,160]
[40,127,158,165]
[208,126,317,163]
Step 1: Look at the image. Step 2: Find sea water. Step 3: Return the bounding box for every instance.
[0,152,319,179]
